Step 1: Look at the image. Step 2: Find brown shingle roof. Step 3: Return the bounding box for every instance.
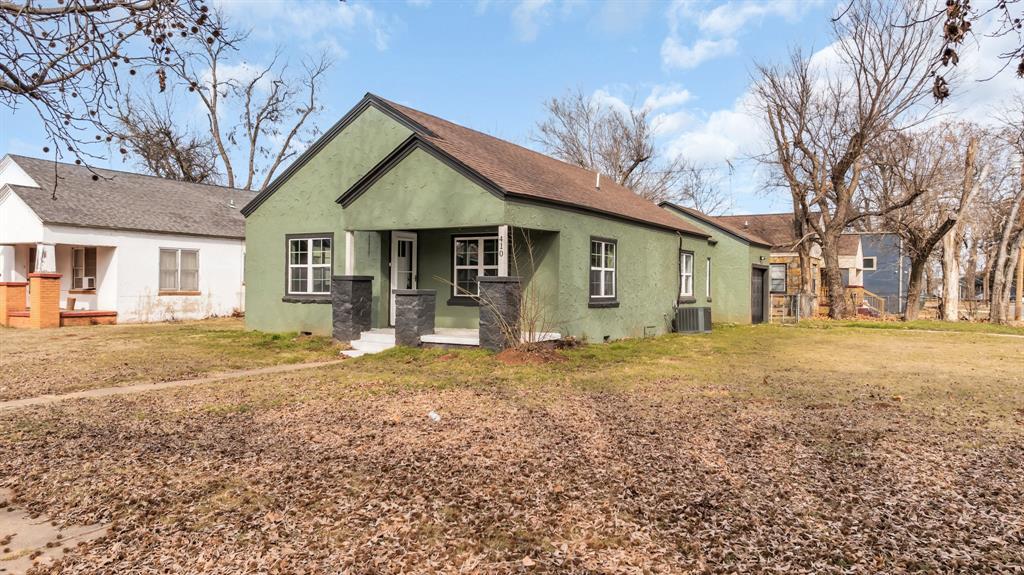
[374,96,706,236]
[660,202,772,247]
[716,213,803,251]
[5,155,252,238]
[838,234,861,257]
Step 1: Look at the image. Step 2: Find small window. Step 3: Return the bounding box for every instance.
[679,251,694,297]
[72,247,97,290]
[706,257,712,299]
[589,238,616,300]
[160,248,199,292]
[287,236,332,295]
[769,263,787,293]
[453,236,499,297]
[862,256,877,271]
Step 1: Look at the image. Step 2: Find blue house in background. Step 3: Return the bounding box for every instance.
[857,232,911,314]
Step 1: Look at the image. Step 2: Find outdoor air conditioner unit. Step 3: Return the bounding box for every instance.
[674,306,712,333]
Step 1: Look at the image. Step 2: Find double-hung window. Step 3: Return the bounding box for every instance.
[679,251,694,298]
[159,248,199,292]
[288,236,332,295]
[72,247,97,290]
[589,238,616,301]
[769,263,788,293]
[453,236,498,297]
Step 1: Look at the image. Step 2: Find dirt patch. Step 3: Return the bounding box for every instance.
[495,347,567,365]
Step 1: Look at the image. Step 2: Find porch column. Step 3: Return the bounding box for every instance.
[0,281,28,327]
[0,245,14,282]
[393,289,436,347]
[332,275,372,342]
[28,272,61,328]
[478,276,522,351]
[498,225,510,276]
[344,231,356,275]
[34,243,57,273]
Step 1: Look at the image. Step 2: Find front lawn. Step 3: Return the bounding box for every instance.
[0,318,340,401]
[1,323,1022,573]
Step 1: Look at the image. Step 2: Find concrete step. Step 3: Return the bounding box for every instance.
[350,339,395,353]
[358,330,396,344]
[341,349,370,358]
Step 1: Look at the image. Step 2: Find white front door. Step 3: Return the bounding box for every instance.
[390,231,417,326]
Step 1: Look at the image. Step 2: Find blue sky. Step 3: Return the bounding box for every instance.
[2,1,1019,213]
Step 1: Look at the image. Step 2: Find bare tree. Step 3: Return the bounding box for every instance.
[754,0,937,319]
[987,105,1024,323]
[0,0,220,161]
[113,96,218,183]
[533,89,716,206]
[161,12,331,191]
[676,164,732,215]
[864,124,984,320]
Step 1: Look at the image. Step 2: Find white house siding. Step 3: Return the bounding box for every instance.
[43,224,245,322]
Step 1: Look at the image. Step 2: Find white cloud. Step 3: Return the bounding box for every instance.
[666,93,765,165]
[643,84,692,110]
[512,0,552,42]
[650,110,695,136]
[407,0,431,6]
[212,0,392,53]
[661,0,818,70]
[662,37,737,70]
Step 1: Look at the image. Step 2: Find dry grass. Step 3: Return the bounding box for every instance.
[0,318,341,401]
[1,323,1022,573]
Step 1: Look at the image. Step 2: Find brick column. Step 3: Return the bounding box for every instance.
[0,282,29,327]
[477,276,522,352]
[394,289,436,347]
[28,273,61,329]
[332,275,372,342]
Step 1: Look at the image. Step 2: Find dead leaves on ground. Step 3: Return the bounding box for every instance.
[1,384,1023,574]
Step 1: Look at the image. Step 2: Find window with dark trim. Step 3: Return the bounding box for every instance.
[72,247,97,290]
[706,257,712,299]
[589,238,616,301]
[451,235,498,298]
[679,251,694,297]
[286,235,332,295]
[769,263,787,293]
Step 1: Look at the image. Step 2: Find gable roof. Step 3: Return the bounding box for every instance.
[660,202,772,248]
[246,93,707,237]
[715,212,804,251]
[3,155,252,239]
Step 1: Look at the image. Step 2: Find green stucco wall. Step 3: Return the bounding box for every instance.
[662,206,771,324]
[244,106,412,335]
[245,102,753,340]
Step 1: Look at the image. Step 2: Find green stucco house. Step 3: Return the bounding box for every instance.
[660,203,773,324]
[242,94,766,352]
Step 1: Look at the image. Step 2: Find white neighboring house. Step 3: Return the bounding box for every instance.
[0,154,252,323]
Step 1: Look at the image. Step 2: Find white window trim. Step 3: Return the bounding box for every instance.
[287,237,332,295]
[453,235,499,297]
[680,251,694,297]
[862,256,877,271]
[769,263,788,293]
[706,257,712,299]
[160,248,199,292]
[590,239,616,299]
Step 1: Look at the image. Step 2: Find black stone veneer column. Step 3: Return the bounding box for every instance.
[477,276,522,351]
[394,289,436,346]
[332,275,373,341]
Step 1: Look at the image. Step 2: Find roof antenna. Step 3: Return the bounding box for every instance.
[595,171,601,190]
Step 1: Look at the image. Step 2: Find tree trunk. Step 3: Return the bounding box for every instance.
[1017,240,1024,321]
[797,243,817,317]
[820,233,848,319]
[903,256,928,321]
[940,232,960,321]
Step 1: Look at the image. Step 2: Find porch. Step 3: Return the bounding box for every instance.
[328,224,560,353]
[0,243,118,328]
